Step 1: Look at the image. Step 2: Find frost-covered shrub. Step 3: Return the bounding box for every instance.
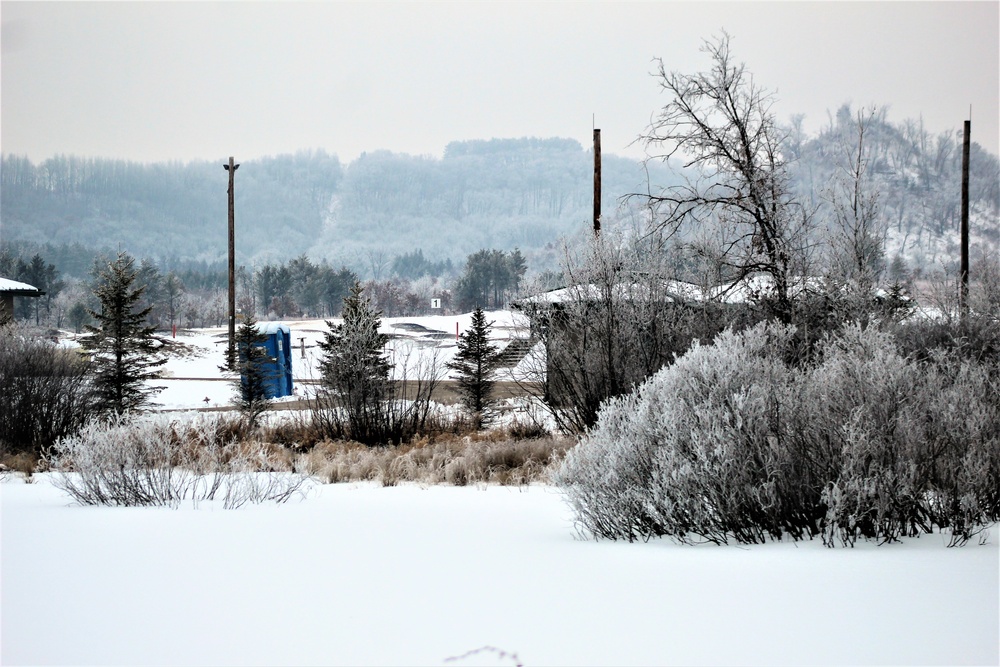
[556,322,804,544]
[810,327,1000,545]
[893,355,1000,545]
[808,326,926,545]
[49,415,308,509]
[557,321,1000,546]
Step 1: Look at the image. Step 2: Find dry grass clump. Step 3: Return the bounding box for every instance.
[48,414,309,508]
[0,449,42,477]
[238,408,569,487]
[123,416,298,474]
[256,415,329,450]
[300,432,575,487]
[31,410,572,491]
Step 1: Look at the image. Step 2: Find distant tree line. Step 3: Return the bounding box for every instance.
[252,255,357,319]
[1,140,672,277]
[0,242,531,332]
[454,249,527,311]
[390,249,455,280]
[3,126,995,280]
[1,150,342,264]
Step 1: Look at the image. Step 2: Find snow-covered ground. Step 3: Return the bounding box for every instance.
[2,476,997,666]
[14,311,997,665]
[150,310,534,411]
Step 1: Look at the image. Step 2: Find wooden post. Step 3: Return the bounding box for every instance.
[960,120,970,321]
[593,128,602,236]
[225,156,240,368]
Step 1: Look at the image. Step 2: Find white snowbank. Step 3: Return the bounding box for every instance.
[2,477,997,666]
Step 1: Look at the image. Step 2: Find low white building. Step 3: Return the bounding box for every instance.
[0,277,45,322]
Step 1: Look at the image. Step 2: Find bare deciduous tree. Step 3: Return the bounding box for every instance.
[518,229,728,433]
[824,106,887,298]
[639,33,812,321]
[0,324,95,458]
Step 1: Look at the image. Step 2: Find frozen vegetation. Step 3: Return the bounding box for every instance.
[556,322,1000,547]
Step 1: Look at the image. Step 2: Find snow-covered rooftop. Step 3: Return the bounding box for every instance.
[0,277,45,295]
[711,274,826,303]
[516,280,705,306]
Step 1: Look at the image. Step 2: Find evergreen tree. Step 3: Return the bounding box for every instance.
[233,314,273,428]
[447,307,502,424]
[317,281,392,443]
[67,301,90,334]
[455,249,527,311]
[164,272,184,329]
[82,252,166,415]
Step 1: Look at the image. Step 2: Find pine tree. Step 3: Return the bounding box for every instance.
[82,252,166,415]
[448,307,502,424]
[233,313,272,428]
[317,282,392,443]
[67,301,90,334]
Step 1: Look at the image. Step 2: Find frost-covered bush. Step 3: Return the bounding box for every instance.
[917,359,1000,544]
[556,322,804,544]
[808,326,928,545]
[49,415,308,509]
[809,327,1000,545]
[557,321,1000,546]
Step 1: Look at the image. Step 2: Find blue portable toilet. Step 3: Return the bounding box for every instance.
[247,322,293,399]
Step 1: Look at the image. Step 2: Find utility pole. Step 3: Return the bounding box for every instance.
[960,119,970,321]
[593,128,601,236]
[225,156,240,369]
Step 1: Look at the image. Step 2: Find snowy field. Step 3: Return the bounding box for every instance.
[2,476,998,666]
[149,310,533,412]
[6,312,997,665]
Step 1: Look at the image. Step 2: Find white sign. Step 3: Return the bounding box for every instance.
[431,298,441,309]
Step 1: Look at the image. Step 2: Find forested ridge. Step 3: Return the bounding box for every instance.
[1,138,667,279]
[787,106,999,271]
[1,149,342,274]
[2,120,998,282]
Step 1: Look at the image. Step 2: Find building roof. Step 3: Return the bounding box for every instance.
[516,274,839,309]
[516,280,705,307]
[0,277,45,296]
[710,274,825,303]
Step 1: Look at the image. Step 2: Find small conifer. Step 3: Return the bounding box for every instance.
[234,314,273,428]
[317,282,393,443]
[82,252,166,415]
[448,307,502,424]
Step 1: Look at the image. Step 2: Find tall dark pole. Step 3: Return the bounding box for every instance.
[593,128,601,236]
[960,120,970,321]
[224,156,240,368]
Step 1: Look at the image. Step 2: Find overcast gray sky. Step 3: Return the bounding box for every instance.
[2,1,997,165]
